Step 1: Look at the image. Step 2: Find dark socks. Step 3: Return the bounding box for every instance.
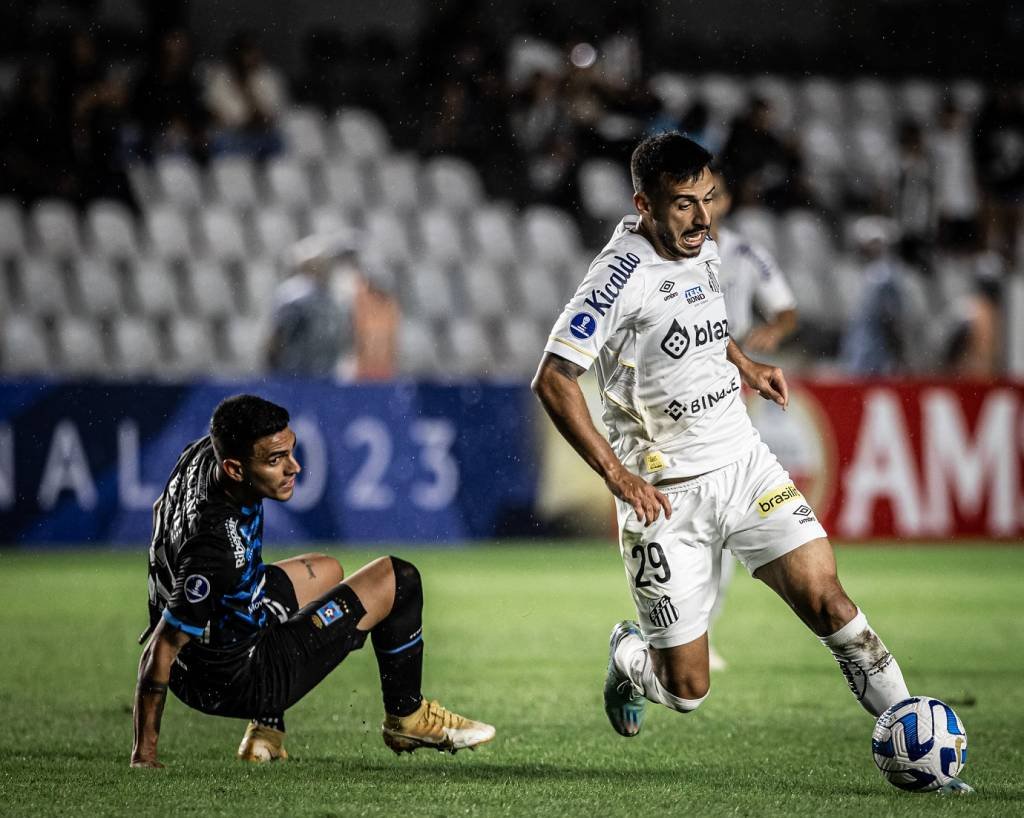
[371,556,425,717]
[253,714,285,732]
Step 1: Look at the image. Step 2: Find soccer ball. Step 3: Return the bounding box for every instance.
[871,696,967,792]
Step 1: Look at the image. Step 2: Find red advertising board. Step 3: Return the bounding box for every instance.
[745,380,1024,540]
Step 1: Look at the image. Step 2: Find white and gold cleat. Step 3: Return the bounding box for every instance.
[382,698,495,754]
[237,722,289,762]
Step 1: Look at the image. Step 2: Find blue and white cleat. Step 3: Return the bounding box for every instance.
[604,620,646,737]
[937,778,975,796]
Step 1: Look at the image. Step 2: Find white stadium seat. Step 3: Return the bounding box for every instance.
[323,159,371,216]
[71,257,124,316]
[30,199,81,259]
[131,258,183,316]
[0,198,27,259]
[185,259,238,317]
[418,208,467,265]
[469,204,519,268]
[265,158,313,212]
[405,262,457,319]
[282,106,328,162]
[898,79,941,125]
[513,264,567,320]
[199,206,248,263]
[334,108,390,161]
[750,75,798,131]
[396,316,442,376]
[168,315,215,374]
[458,261,509,319]
[445,317,495,376]
[648,72,697,120]
[798,77,844,123]
[501,316,548,377]
[239,259,278,316]
[372,154,421,212]
[20,258,72,316]
[699,74,749,125]
[309,205,357,239]
[579,158,634,221]
[255,207,300,263]
[423,155,483,212]
[210,156,260,210]
[848,77,895,128]
[145,205,194,261]
[111,316,164,374]
[521,205,581,269]
[364,209,414,265]
[54,316,107,374]
[1,314,51,373]
[86,199,139,260]
[223,314,269,374]
[779,209,837,274]
[156,155,204,209]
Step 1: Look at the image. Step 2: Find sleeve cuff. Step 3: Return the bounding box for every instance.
[544,337,595,370]
[162,608,206,637]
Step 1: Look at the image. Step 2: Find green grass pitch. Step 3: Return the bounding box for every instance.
[1,543,1021,817]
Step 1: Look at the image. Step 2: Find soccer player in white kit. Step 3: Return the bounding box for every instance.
[705,167,799,670]
[531,132,911,735]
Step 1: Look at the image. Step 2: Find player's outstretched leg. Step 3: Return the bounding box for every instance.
[371,557,495,754]
[754,537,910,717]
[604,621,647,736]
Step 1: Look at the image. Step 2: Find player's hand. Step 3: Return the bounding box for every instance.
[605,468,672,526]
[738,359,788,409]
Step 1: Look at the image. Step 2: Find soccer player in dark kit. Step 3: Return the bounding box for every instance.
[131,394,494,767]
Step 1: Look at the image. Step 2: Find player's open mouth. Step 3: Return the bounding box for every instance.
[681,230,705,248]
[281,479,295,491]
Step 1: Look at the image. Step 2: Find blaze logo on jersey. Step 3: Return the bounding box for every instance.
[756,483,802,517]
[583,252,641,316]
[569,312,596,339]
[315,600,344,628]
[660,320,690,359]
[184,574,210,603]
[660,318,729,359]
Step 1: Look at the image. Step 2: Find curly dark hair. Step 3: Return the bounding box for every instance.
[210,394,290,461]
[630,132,713,198]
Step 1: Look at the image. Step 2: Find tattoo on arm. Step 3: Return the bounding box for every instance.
[547,354,586,381]
[301,558,316,580]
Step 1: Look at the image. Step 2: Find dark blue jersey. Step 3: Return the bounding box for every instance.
[147,436,274,662]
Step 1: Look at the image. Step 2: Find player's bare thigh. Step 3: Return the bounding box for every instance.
[274,553,344,607]
[752,536,857,636]
[650,632,711,700]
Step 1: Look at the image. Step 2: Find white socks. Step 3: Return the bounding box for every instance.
[614,633,707,713]
[820,609,910,717]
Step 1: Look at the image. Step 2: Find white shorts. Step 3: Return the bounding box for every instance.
[616,440,827,649]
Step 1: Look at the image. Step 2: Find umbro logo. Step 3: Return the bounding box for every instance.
[659,279,678,301]
[793,505,812,517]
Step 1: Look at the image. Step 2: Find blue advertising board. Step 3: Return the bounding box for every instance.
[0,380,539,545]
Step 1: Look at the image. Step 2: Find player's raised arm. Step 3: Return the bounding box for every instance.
[532,352,671,526]
[130,618,190,768]
[726,338,788,408]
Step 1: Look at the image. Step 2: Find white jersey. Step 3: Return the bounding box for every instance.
[545,215,759,482]
[716,226,796,342]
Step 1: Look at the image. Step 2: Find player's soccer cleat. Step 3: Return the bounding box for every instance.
[382,698,495,755]
[237,722,288,762]
[604,620,646,737]
[937,777,975,796]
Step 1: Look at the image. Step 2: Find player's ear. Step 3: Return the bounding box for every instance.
[221,457,245,483]
[634,191,651,217]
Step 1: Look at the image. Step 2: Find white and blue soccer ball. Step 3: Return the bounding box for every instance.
[872,696,968,792]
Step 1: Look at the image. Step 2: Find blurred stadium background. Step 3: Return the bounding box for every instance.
[2,2,1024,815]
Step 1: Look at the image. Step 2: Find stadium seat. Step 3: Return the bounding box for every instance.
[70,257,124,317]
[199,206,249,263]
[156,155,204,210]
[323,159,371,218]
[364,209,414,265]
[418,208,467,265]
[309,205,358,239]
[800,118,846,208]
[167,315,215,374]
[223,314,268,374]
[469,204,519,268]
[699,74,749,125]
[54,316,107,375]
[372,153,421,212]
[265,157,314,213]
[130,258,183,316]
[126,162,156,206]
[579,158,634,221]
[458,261,510,318]
[422,155,483,213]
[781,264,831,327]
[0,198,27,259]
[185,259,238,317]
[847,123,899,200]
[86,200,140,260]
[333,108,391,161]
[405,262,457,318]
[826,253,867,324]
[19,258,72,316]
[1007,274,1024,377]
[951,78,986,119]
[0,314,51,373]
[254,207,300,264]
[30,199,82,259]
[445,317,495,376]
[730,207,781,263]
[751,75,798,131]
[522,205,582,269]
[648,72,696,120]
[145,205,195,261]
[779,209,837,274]
[798,77,844,123]
[209,156,260,210]
[396,316,442,375]
[111,316,164,374]
[240,259,278,315]
[512,264,567,319]
[282,106,328,163]
[501,316,548,376]
[898,79,941,125]
[848,78,895,128]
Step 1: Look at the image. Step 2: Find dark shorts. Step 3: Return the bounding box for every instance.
[170,568,368,719]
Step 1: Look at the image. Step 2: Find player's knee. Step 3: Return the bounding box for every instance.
[808,586,857,635]
[658,671,710,704]
[388,556,422,609]
[311,553,343,584]
[659,682,709,713]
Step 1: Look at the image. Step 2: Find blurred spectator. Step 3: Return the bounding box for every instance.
[0,61,80,203]
[718,96,801,208]
[947,252,1004,378]
[973,84,1024,264]
[132,28,208,160]
[839,217,926,376]
[205,32,286,160]
[928,98,980,252]
[511,68,577,205]
[894,121,935,271]
[267,232,398,379]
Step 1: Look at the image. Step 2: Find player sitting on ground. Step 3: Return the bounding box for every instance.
[131,394,494,767]
[532,132,913,739]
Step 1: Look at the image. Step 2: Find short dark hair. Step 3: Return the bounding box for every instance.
[210,394,289,461]
[631,132,713,197]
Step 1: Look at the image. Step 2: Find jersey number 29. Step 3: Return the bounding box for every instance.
[632,542,671,587]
